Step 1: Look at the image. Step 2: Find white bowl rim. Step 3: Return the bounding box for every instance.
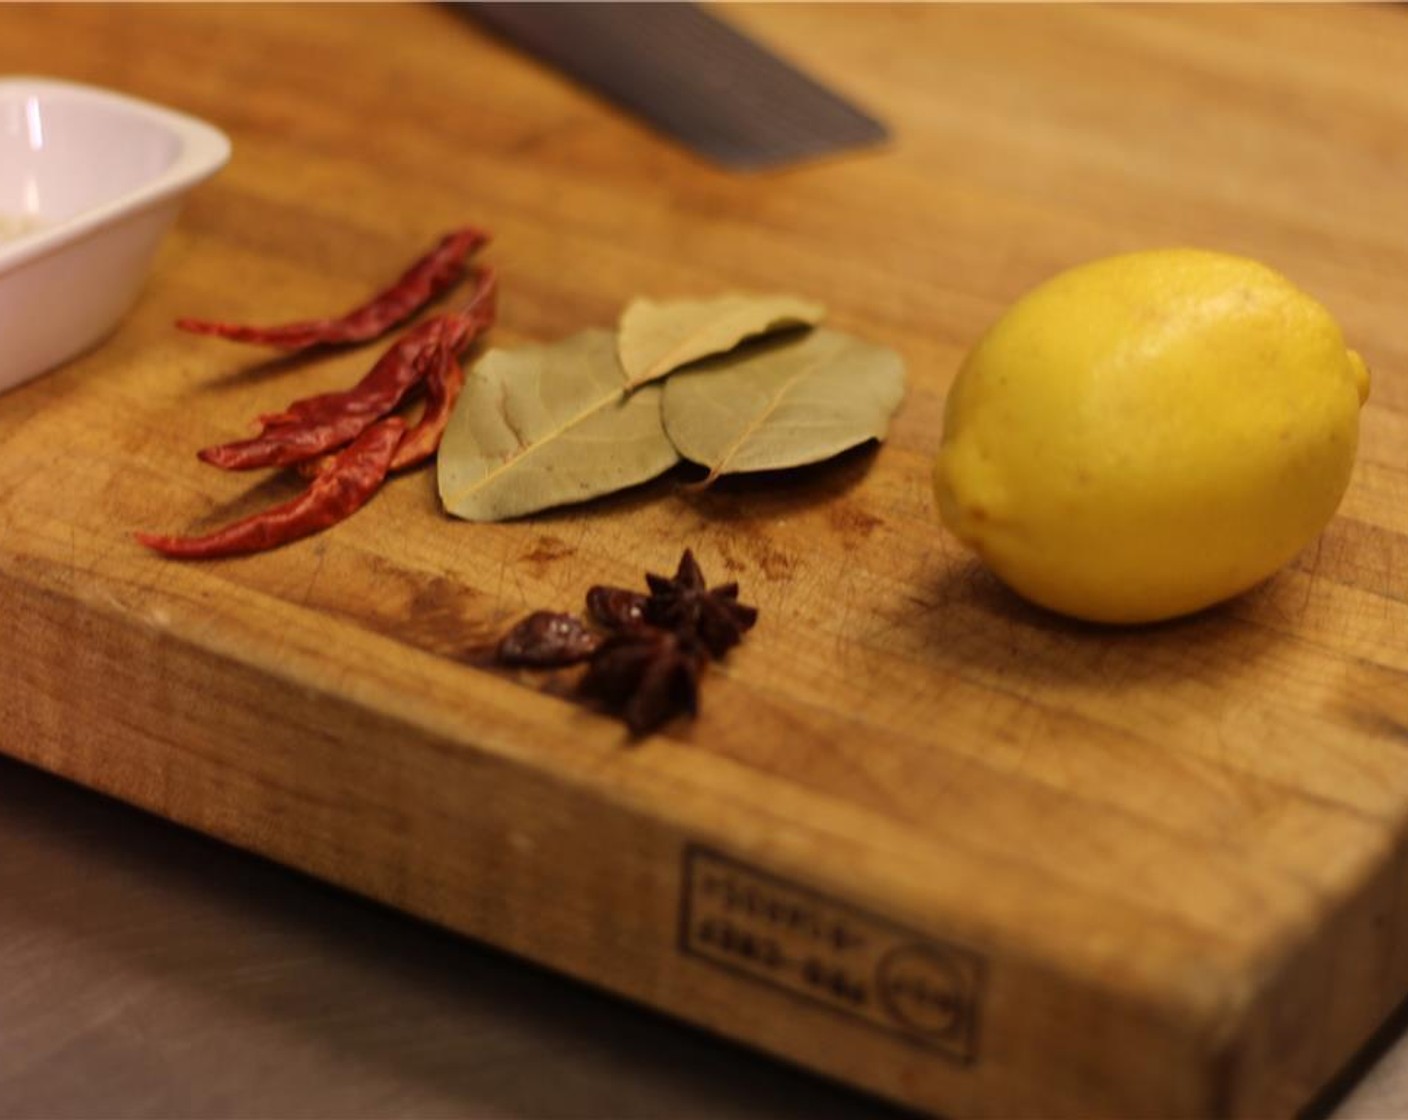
[0,76,231,274]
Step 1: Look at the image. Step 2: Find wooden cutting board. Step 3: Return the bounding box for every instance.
[4,6,1408,1117]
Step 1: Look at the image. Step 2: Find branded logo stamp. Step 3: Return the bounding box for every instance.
[678,846,984,1062]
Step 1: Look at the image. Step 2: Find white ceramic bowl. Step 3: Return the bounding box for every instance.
[0,77,230,394]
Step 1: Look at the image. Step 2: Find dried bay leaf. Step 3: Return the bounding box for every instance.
[618,293,825,391]
[661,328,905,483]
[438,329,678,521]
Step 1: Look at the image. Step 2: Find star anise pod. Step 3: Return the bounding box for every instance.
[578,627,707,737]
[496,610,600,668]
[490,549,758,740]
[642,549,758,659]
[585,585,649,631]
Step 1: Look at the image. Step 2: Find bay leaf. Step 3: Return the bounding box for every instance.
[617,293,826,391]
[438,329,679,521]
[661,328,905,483]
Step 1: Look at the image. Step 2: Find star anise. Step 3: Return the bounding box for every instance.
[585,585,649,631]
[578,627,707,737]
[642,549,758,659]
[496,610,600,668]
[490,549,758,739]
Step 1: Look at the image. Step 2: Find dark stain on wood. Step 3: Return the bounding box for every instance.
[827,501,883,543]
[519,535,576,572]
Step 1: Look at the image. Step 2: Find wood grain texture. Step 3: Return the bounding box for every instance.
[2,5,1408,1117]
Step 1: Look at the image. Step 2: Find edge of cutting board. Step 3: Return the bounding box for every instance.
[2,545,1404,1120]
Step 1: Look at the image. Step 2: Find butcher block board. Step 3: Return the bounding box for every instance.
[4,5,1408,1117]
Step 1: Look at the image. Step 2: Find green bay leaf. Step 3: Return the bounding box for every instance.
[661,328,905,483]
[617,293,825,391]
[438,329,679,521]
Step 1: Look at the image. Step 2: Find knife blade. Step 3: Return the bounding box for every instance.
[467,2,888,171]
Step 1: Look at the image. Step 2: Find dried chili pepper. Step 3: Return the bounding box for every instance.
[497,611,601,668]
[292,337,465,480]
[199,411,381,472]
[136,418,405,559]
[389,337,468,472]
[261,268,494,429]
[198,268,496,472]
[176,227,488,351]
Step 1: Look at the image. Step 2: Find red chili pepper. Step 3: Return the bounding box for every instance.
[290,339,464,481]
[136,418,405,559]
[260,267,495,429]
[196,332,444,471]
[390,339,467,472]
[198,268,496,472]
[256,314,456,431]
[197,412,381,472]
[292,340,466,478]
[175,227,487,351]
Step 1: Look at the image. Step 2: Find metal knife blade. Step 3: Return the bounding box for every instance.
[467,2,888,171]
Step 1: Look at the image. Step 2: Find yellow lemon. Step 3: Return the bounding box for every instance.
[934,249,1370,624]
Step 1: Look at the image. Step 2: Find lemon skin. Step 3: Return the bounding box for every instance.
[934,249,1370,624]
